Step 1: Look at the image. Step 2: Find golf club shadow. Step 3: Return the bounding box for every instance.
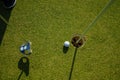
[68,47,78,80]
[63,46,69,54]
[17,57,29,80]
[0,0,13,45]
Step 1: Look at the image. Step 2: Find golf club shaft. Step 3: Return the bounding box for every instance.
[0,15,9,25]
[76,0,113,43]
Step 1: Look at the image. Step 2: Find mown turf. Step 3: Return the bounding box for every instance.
[0,0,120,80]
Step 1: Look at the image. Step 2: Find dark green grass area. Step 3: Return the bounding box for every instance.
[0,0,120,80]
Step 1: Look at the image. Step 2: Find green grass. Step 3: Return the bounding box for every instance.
[0,0,120,80]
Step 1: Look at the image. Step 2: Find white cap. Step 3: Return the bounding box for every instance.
[20,46,24,51]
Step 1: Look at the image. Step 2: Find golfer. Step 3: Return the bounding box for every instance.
[20,42,32,55]
[3,0,17,8]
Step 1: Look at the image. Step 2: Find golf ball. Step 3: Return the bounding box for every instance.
[64,41,70,47]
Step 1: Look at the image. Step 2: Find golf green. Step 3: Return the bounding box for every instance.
[0,0,120,80]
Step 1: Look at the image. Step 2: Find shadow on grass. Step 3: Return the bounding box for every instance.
[63,46,69,54]
[68,47,78,80]
[17,57,29,80]
[0,0,13,45]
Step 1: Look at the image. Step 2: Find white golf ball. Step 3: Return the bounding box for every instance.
[64,41,70,47]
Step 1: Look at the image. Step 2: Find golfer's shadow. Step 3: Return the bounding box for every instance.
[0,0,13,45]
[17,57,29,80]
